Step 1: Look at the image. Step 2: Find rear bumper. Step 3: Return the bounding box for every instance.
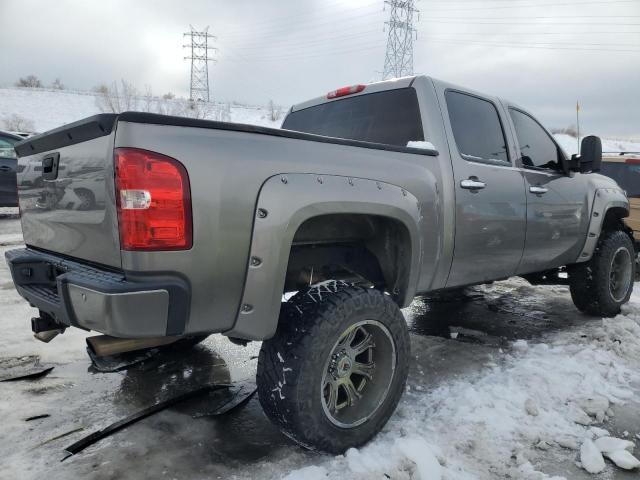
[4,248,190,338]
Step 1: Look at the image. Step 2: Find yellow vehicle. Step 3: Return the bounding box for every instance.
[601,153,640,242]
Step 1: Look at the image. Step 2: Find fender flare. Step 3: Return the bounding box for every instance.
[224,173,423,340]
[576,187,629,262]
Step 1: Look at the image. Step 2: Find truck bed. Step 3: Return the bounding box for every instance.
[13,111,442,336]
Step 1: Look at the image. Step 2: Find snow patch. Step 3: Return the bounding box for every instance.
[407,140,436,151]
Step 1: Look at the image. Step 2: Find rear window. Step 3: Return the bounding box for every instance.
[282,88,424,147]
[445,90,509,164]
[600,161,640,197]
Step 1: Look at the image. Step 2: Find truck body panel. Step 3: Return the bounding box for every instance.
[6,75,629,341]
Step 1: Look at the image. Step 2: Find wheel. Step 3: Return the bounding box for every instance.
[568,229,635,317]
[257,281,410,453]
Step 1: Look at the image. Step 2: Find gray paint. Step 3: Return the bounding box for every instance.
[226,173,423,340]
[9,75,630,341]
[16,134,121,268]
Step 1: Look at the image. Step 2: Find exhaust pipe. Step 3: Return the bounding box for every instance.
[86,335,178,357]
[32,314,65,343]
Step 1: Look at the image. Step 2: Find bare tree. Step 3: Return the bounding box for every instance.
[143,85,153,113]
[162,92,175,100]
[3,114,35,132]
[268,99,283,122]
[51,78,65,90]
[94,79,139,113]
[15,75,42,88]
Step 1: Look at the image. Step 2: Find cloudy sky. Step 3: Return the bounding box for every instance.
[1,0,639,136]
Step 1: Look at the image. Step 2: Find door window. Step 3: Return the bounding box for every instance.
[509,109,564,172]
[445,90,509,164]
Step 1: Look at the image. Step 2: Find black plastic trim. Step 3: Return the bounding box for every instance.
[5,248,190,336]
[14,114,118,157]
[15,110,439,158]
[117,111,439,156]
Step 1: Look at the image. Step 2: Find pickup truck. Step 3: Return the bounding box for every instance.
[6,75,635,453]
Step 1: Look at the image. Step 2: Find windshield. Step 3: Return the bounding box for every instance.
[282,88,424,147]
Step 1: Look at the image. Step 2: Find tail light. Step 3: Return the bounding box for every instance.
[326,84,366,99]
[115,148,192,251]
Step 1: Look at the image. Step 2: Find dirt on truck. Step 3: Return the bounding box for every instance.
[5,75,635,453]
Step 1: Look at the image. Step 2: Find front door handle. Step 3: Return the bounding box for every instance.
[460,178,486,190]
[529,186,549,194]
[0,165,11,172]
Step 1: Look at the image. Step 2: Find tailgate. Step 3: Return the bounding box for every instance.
[15,114,122,268]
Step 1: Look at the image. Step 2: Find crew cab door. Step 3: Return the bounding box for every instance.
[505,107,589,273]
[439,88,527,287]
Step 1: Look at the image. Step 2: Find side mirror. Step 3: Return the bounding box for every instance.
[569,135,602,173]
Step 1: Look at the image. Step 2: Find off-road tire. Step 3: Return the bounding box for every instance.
[568,229,635,317]
[257,281,410,453]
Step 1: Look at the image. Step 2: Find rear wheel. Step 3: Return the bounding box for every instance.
[569,229,635,317]
[257,281,410,453]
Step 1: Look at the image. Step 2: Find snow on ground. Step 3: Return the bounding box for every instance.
[274,285,640,479]
[3,221,640,479]
[555,134,640,156]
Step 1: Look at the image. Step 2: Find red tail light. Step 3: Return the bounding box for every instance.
[625,158,640,164]
[115,148,192,251]
[327,84,366,99]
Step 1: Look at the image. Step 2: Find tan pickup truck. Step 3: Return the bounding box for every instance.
[601,153,640,242]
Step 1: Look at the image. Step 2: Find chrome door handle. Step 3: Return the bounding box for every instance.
[529,186,548,194]
[460,179,486,190]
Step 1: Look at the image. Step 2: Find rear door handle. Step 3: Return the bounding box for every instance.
[529,186,548,194]
[0,166,11,172]
[460,178,486,190]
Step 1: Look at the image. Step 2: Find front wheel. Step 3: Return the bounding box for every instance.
[568,229,635,317]
[257,282,410,453]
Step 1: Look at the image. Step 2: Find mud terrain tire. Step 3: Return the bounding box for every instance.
[569,229,635,317]
[257,281,410,453]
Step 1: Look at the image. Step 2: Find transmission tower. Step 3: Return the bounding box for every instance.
[382,0,419,80]
[183,25,217,102]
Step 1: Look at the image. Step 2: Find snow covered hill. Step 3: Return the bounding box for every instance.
[0,87,282,133]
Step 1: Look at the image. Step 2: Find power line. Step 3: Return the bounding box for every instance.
[183,26,217,102]
[426,0,639,11]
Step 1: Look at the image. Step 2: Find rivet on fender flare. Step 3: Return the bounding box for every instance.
[257,208,268,218]
[317,176,323,184]
[241,304,253,313]
[281,176,288,184]
[348,178,354,186]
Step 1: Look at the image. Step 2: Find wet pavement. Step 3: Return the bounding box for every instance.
[1,214,639,479]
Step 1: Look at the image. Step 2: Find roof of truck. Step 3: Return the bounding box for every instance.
[290,76,419,113]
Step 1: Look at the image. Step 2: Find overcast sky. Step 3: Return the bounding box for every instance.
[1,0,639,136]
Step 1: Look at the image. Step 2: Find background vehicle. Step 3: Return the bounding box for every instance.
[0,130,21,207]
[5,75,634,453]
[600,152,640,241]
